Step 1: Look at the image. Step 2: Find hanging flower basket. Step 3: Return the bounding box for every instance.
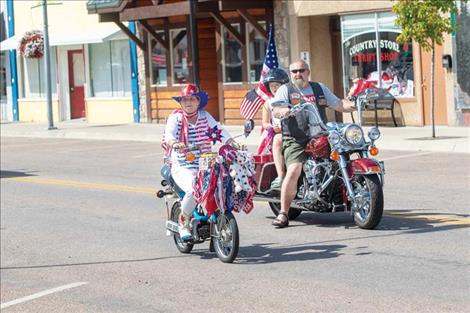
[18,30,44,59]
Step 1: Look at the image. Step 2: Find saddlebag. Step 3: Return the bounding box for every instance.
[254,154,277,192]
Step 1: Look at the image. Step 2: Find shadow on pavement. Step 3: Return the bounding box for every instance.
[193,243,346,264]
[0,170,37,179]
[270,210,469,234]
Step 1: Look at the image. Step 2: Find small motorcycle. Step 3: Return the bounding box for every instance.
[157,143,251,263]
[251,89,385,229]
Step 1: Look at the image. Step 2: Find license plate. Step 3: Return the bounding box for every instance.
[199,157,208,171]
[166,220,179,233]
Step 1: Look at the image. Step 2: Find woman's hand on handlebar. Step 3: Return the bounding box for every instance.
[172,142,186,152]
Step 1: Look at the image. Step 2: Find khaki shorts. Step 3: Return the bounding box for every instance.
[282,138,307,168]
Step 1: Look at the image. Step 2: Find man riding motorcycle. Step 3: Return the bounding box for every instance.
[271,59,356,228]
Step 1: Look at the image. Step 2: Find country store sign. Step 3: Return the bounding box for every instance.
[349,39,401,62]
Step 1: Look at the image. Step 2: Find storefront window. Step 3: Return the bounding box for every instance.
[341,12,414,97]
[456,1,470,109]
[21,47,57,98]
[150,33,167,86]
[171,29,189,85]
[89,40,131,97]
[248,22,267,82]
[223,23,242,83]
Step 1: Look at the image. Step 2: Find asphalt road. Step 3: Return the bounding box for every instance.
[1,137,469,313]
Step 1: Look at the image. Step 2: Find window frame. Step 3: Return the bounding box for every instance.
[19,46,58,99]
[88,39,132,98]
[148,27,191,87]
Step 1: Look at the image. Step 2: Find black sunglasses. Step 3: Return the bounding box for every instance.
[291,69,306,74]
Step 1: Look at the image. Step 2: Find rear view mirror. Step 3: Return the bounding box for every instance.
[244,119,254,137]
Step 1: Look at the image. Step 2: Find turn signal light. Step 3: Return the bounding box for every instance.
[369,165,381,172]
[330,150,339,161]
[186,152,196,162]
[369,146,379,156]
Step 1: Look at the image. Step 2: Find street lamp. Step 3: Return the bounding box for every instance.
[42,0,55,130]
[32,0,61,129]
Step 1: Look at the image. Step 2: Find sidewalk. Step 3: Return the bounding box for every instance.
[1,120,469,154]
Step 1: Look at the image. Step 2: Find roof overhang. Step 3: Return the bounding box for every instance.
[0,27,125,51]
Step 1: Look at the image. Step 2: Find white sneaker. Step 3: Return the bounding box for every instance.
[179,227,192,241]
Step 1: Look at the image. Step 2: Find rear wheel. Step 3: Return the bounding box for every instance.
[351,175,384,229]
[212,212,239,263]
[170,202,193,253]
[269,202,302,220]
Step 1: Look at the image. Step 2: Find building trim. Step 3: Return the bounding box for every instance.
[6,0,18,121]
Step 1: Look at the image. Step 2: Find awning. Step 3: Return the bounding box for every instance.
[0,27,125,51]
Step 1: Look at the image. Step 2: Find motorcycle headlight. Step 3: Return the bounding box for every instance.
[328,131,341,145]
[344,125,364,145]
[368,127,381,141]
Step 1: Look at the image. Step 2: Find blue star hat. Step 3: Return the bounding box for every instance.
[172,84,209,110]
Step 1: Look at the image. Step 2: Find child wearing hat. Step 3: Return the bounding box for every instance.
[163,84,235,241]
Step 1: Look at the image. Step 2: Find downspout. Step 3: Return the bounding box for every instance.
[6,0,18,121]
[128,21,140,123]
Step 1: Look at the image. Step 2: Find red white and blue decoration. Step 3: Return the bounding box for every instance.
[206,125,223,144]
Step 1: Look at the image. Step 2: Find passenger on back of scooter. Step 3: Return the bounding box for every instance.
[163,84,235,240]
[259,68,290,190]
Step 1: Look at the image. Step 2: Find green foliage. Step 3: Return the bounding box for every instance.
[392,0,466,51]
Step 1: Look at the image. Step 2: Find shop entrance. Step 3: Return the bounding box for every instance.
[68,50,85,119]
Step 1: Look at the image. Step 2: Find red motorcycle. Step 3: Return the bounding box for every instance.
[249,89,385,229]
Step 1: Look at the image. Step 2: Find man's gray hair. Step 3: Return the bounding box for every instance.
[289,59,310,71]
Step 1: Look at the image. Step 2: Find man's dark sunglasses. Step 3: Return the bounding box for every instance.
[291,69,306,74]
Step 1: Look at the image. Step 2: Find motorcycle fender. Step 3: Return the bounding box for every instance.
[350,158,383,175]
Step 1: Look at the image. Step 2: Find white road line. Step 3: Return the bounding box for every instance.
[0,282,88,309]
[381,151,434,161]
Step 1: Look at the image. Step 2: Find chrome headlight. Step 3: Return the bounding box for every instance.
[328,131,341,145]
[344,125,364,145]
[368,127,381,141]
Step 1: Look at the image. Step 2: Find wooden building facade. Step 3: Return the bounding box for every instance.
[88,0,274,124]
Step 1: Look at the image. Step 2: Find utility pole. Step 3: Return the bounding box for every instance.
[42,0,56,129]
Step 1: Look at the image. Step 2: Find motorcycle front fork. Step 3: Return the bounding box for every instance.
[338,154,356,203]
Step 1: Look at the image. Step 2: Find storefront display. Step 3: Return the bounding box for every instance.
[341,12,414,98]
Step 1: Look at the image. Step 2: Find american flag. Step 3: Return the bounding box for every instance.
[240,25,279,120]
[240,89,265,120]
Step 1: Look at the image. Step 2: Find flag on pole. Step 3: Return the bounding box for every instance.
[240,89,265,120]
[240,24,279,120]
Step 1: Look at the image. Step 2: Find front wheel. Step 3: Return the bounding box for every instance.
[351,175,384,229]
[212,212,239,263]
[170,202,194,253]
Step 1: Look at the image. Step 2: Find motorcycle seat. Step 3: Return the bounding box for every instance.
[160,165,185,198]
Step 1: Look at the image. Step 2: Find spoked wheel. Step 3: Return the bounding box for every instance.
[351,175,384,229]
[170,202,193,253]
[212,212,239,263]
[269,202,302,220]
